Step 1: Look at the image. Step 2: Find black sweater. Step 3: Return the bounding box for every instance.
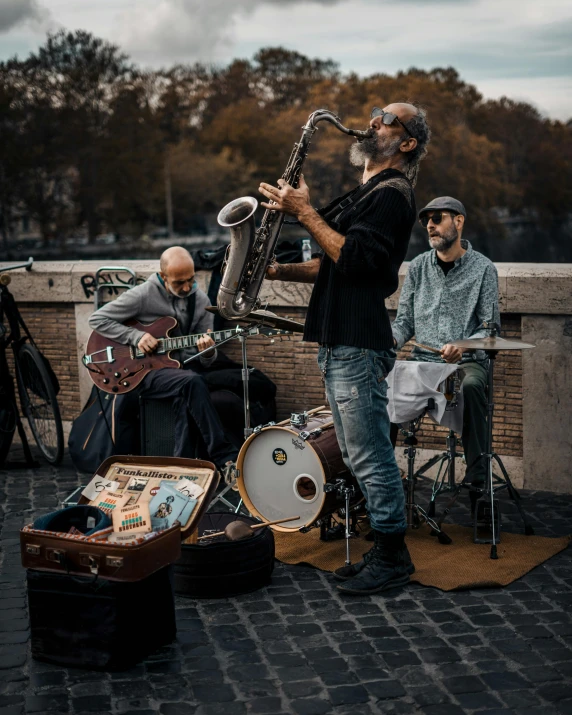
[303,168,416,350]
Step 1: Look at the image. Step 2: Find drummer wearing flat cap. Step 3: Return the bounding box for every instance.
[392,196,500,493]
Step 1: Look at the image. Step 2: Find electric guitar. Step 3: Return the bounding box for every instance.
[83,316,289,395]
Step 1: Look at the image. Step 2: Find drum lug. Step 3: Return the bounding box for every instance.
[253,421,276,434]
[300,428,322,441]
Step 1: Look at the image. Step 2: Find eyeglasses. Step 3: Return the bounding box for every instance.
[419,211,457,228]
[371,107,414,139]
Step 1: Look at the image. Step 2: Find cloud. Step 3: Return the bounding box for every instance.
[114,0,342,65]
[0,0,50,33]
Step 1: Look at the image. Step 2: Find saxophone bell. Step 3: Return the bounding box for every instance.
[217,197,259,320]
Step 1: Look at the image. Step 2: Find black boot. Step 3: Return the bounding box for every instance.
[334,541,415,581]
[337,531,411,595]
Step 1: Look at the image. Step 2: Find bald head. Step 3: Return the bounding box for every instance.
[160,246,193,274]
[159,246,195,297]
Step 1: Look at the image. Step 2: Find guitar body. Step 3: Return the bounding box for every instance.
[85,317,180,395]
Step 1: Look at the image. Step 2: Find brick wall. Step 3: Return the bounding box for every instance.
[11,304,82,421]
[9,301,523,457]
[222,309,523,458]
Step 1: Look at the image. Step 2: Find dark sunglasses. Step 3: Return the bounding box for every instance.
[371,107,414,139]
[419,211,457,228]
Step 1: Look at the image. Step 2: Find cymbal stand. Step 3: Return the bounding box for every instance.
[184,323,263,514]
[401,401,452,545]
[436,321,534,558]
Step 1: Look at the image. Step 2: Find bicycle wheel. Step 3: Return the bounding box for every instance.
[16,343,64,464]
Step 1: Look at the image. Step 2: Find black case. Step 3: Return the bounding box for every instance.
[27,565,176,671]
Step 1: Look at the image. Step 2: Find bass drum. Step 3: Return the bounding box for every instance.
[237,408,358,532]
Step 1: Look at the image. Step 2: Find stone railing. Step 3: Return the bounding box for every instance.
[3,260,572,494]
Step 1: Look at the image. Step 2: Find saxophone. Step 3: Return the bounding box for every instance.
[216,109,373,320]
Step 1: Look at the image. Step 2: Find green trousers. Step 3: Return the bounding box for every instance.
[459,361,488,484]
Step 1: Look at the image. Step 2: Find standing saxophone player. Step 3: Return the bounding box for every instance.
[261,103,431,595]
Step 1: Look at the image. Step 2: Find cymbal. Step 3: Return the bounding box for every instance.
[206,306,305,334]
[450,336,535,351]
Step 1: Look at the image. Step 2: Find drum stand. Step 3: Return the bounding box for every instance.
[435,336,534,559]
[322,479,358,566]
[415,430,463,518]
[401,402,452,545]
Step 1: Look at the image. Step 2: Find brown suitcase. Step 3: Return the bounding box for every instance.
[20,455,219,582]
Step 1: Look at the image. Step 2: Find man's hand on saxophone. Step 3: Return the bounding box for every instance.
[259,176,312,220]
[259,175,348,264]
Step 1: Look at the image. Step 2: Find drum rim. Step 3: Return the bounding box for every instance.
[236,424,329,532]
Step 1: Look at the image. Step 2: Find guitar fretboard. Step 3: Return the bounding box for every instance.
[135,328,239,358]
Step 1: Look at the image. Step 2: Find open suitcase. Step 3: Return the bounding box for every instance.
[21,456,218,670]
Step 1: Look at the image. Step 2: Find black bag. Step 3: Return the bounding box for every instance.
[27,566,176,670]
[68,386,140,473]
[174,513,275,599]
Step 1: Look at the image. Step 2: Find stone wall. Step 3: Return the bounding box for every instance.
[2,260,571,492]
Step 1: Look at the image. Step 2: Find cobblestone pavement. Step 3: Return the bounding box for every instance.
[1,449,572,715]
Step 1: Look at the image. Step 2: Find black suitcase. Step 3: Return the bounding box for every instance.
[27,565,176,671]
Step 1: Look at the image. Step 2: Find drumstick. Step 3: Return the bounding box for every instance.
[411,341,442,355]
[197,515,300,541]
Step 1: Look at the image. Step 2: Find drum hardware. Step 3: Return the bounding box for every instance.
[290,412,309,428]
[434,320,536,559]
[300,427,323,441]
[417,429,464,519]
[253,421,275,434]
[409,367,465,515]
[400,399,452,545]
[323,479,358,565]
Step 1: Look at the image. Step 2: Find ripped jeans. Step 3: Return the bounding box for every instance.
[317,345,406,534]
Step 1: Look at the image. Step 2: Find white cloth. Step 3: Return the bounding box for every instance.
[386,361,464,433]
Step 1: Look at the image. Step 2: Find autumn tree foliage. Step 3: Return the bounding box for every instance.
[0,31,571,259]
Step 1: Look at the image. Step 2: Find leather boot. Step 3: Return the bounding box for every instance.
[333,541,415,581]
[337,531,411,595]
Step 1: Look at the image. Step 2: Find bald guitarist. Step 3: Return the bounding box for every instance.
[88,246,238,478]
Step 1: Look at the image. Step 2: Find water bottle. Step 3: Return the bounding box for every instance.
[302,238,312,262]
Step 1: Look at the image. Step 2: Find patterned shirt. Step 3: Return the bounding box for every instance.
[391,239,499,363]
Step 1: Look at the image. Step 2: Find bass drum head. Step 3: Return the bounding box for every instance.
[237,426,326,531]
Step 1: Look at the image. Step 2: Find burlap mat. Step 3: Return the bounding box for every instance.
[273,525,570,591]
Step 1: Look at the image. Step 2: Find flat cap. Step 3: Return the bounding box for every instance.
[418,196,466,219]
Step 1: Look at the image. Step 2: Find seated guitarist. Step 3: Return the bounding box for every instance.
[88,246,238,478]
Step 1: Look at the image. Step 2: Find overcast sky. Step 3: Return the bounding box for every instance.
[1,0,571,120]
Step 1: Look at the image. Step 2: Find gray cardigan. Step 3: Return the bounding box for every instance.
[88,273,217,366]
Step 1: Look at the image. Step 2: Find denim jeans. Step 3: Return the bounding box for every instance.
[317,345,406,534]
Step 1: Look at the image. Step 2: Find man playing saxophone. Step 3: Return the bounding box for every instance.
[261,103,431,595]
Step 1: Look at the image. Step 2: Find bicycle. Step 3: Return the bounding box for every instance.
[0,258,64,466]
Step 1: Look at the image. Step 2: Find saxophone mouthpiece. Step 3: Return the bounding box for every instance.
[357,128,375,142]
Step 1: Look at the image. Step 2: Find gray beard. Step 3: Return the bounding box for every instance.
[349,135,403,168]
[428,226,458,252]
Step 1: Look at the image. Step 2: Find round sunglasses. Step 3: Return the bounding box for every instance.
[419,211,458,228]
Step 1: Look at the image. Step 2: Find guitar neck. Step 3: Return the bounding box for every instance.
[136,327,239,357]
